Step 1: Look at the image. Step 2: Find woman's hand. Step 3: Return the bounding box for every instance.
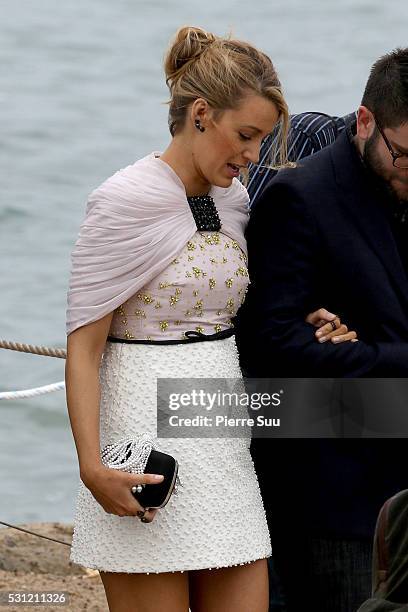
[305,308,358,344]
[81,464,163,523]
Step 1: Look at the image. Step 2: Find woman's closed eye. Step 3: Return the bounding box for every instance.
[238,132,252,141]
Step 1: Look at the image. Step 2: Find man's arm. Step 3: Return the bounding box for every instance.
[237,180,408,377]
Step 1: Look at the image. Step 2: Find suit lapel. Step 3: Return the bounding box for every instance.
[331,130,408,307]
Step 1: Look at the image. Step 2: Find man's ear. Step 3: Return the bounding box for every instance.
[356,105,376,142]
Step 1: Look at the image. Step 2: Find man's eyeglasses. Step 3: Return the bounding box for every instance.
[375,120,408,169]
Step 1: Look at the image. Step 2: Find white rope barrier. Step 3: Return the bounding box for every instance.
[0,339,66,359]
[0,339,66,400]
[0,381,65,401]
[0,342,72,548]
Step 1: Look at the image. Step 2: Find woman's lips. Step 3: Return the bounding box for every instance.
[226,163,241,178]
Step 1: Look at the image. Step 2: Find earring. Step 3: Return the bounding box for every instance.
[194,119,205,133]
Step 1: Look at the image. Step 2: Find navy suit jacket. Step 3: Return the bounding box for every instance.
[235,126,408,538]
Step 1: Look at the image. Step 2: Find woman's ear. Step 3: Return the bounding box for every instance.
[190,98,210,130]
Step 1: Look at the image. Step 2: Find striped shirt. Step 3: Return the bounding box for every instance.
[247,111,356,205]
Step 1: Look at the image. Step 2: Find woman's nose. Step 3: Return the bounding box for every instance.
[243,144,261,165]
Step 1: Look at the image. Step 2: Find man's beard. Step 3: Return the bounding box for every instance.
[362,131,408,207]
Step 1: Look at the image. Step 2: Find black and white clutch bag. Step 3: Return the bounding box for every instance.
[101,434,181,509]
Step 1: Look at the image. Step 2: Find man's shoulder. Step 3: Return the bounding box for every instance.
[248,111,355,202]
[248,138,345,224]
[257,136,343,210]
[277,143,335,188]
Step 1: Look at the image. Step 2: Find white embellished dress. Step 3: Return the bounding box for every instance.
[70,229,272,573]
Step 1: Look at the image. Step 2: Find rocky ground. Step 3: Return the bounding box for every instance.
[0,523,108,611]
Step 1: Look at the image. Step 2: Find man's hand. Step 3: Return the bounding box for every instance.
[306,308,358,344]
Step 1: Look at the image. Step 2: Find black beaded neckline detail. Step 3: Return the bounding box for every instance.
[187,194,222,231]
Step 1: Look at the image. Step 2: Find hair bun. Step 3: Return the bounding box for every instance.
[165,26,217,89]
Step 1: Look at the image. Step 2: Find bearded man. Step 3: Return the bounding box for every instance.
[235,48,408,612]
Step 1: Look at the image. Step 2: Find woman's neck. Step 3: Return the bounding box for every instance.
[159,139,210,197]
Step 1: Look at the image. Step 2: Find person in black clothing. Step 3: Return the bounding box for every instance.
[235,48,408,612]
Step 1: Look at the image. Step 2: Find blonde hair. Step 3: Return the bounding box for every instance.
[164,26,290,169]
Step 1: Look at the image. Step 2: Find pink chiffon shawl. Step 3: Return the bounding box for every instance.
[66,152,249,335]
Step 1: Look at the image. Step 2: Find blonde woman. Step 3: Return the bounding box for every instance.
[65,26,348,612]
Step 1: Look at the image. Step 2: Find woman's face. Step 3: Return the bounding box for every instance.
[191,93,280,188]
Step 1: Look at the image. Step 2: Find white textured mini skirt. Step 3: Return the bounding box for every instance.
[70,336,272,573]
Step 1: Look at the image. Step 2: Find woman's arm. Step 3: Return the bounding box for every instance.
[65,313,163,522]
[66,313,113,477]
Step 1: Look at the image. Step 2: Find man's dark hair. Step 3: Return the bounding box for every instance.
[362,47,408,128]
